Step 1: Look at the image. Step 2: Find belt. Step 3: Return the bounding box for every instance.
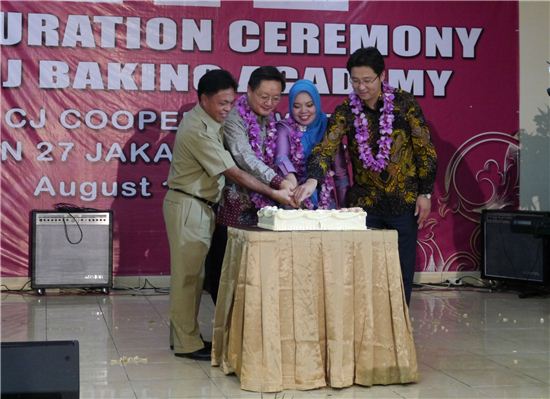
[169,188,217,208]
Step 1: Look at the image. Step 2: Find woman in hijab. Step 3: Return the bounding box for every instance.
[275,79,348,208]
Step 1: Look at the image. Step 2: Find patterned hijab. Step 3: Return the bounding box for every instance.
[288,79,328,158]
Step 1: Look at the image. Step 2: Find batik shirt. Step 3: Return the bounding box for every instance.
[307,88,437,216]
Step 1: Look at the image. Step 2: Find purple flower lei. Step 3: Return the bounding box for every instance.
[286,117,307,176]
[318,171,335,210]
[286,117,336,210]
[349,82,395,172]
[236,95,278,209]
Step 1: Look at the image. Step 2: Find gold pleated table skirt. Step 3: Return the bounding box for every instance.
[212,227,418,392]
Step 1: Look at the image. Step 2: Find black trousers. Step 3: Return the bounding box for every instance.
[203,223,228,304]
[366,211,418,305]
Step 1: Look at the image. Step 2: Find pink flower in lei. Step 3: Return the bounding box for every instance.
[349,82,395,172]
[318,171,335,210]
[236,95,278,209]
[286,117,307,176]
[286,117,336,210]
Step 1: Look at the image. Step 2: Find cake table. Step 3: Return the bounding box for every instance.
[211,227,418,392]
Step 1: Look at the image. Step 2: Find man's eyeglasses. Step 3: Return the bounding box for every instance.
[254,91,281,105]
[349,75,380,87]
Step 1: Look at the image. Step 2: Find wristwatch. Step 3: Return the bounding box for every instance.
[420,193,432,200]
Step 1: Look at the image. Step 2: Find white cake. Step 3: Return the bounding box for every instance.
[257,206,367,231]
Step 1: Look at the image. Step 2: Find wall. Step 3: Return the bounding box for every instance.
[0,1,520,283]
[519,1,550,211]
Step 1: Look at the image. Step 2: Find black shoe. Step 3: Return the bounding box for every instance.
[171,340,209,351]
[174,346,211,361]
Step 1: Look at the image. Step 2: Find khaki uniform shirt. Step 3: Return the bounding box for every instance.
[166,104,235,203]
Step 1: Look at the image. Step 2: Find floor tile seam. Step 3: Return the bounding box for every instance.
[121,360,205,369]
[124,376,215,383]
[512,368,550,385]
[451,333,523,347]
[390,389,408,399]
[130,379,227,399]
[436,367,484,389]
[487,355,550,370]
[425,364,515,373]
[440,365,549,386]
[122,366,211,380]
[208,374,234,399]
[96,295,134,384]
[144,294,171,322]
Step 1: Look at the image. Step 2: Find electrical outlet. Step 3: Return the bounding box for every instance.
[445,278,463,286]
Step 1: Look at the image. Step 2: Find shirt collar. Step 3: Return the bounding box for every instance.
[196,104,221,133]
[361,97,384,114]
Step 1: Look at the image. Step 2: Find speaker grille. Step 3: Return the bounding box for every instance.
[1,340,79,398]
[482,210,549,284]
[31,211,112,288]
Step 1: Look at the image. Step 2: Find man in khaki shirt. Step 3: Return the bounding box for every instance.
[163,70,292,360]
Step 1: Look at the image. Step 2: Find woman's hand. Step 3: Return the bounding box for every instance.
[293,179,317,205]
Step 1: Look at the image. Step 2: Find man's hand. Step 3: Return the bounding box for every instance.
[223,166,297,207]
[271,187,294,207]
[415,195,431,229]
[284,173,298,188]
[280,175,297,191]
[293,179,317,205]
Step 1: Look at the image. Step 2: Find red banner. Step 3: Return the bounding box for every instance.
[1,1,519,277]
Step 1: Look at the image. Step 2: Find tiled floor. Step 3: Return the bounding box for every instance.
[1,287,549,398]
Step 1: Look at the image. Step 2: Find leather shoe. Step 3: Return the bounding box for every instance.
[171,340,210,351]
[174,346,211,361]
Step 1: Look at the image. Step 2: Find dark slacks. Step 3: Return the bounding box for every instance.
[366,211,418,305]
[203,223,228,304]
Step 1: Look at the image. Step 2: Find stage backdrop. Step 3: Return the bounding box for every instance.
[1,1,519,277]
